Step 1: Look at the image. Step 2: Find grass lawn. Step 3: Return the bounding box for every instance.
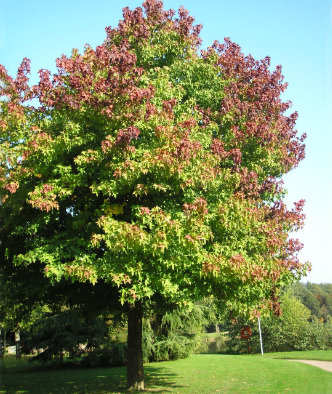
[1,352,331,393]
[203,332,228,339]
[263,350,332,361]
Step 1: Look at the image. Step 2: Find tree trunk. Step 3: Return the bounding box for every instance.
[127,300,144,390]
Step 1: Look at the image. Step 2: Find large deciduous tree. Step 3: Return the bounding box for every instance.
[0,0,309,389]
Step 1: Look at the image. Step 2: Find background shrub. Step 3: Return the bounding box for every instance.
[224,293,332,354]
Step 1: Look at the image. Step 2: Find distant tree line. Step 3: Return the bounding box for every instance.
[290,282,332,321]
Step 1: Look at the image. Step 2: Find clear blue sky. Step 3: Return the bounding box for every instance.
[1,0,331,283]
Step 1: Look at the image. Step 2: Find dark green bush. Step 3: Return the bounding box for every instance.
[81,342,126,367]
[22,310,109,364]
[143,304,207,362]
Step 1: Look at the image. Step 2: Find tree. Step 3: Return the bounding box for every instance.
[291,282,332,320]
[22,308,126,366]
[291,282,321,317]
[0,0,309,389]
[0,252,125,358]
[143,302,210,362]
[264,293,311,352]
[225,293,312,353]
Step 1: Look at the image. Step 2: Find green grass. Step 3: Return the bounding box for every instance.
[0,356,127,393]
[203,332,228,339]
[263,350,332,361]
[1,352,331,393]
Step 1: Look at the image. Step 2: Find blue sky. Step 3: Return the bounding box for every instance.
[1,0,331,283]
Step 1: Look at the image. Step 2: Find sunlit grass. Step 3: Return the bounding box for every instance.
[263,350,332,361]
[1,352,331,393]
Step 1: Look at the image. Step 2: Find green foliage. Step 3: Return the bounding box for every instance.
[143,303,208,362]
[0,262,51,333]
[22,303,208,366]
[22,310,109,364]
[81,342,126,367]
[0,2,311,385]
[259,294,311,352]
[306,316,332,350]
[225,292,332,354]
[291,282,332,320]
[0,1,309,321]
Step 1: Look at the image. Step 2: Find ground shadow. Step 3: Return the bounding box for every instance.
[1,356,184,393]
[144,365,185,392]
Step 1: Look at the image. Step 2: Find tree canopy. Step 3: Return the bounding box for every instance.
[0,0,309,388]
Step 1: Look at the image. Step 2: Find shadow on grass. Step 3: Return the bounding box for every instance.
[144,365,185,392]
[0,356,184,393]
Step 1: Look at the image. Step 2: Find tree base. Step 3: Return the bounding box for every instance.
[127,300,144,390]
[127,381,145,391]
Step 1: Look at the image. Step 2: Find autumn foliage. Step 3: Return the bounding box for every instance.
[0,0,309,387]
[0,0,309,313]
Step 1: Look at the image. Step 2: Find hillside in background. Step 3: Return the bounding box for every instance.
[292,283,332,320]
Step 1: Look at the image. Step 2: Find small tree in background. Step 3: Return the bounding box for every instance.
[225,292,332,354]
[258,293,311,352]
[0,0,309,389]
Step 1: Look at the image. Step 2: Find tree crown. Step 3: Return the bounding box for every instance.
[0,0,309,317]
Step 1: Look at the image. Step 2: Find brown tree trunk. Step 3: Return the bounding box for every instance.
[127,300,144,390]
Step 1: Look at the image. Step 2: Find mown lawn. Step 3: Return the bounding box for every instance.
[1,352,331,393]
[263,350,332,361]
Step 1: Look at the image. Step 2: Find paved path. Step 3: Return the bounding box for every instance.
[287,359,332,372]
